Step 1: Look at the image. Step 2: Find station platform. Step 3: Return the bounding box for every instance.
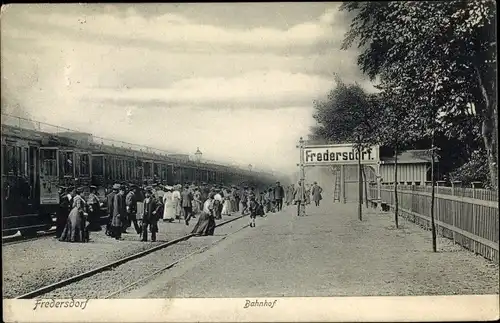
[123,200,499,298]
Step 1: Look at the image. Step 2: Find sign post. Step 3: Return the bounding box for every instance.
[298,140,381,211]
[296,137,306,216]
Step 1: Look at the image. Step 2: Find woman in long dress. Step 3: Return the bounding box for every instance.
[192,188,202,215]
[172,185,182,221]
[162,186,175,222]
[221,188,231,216]
[191,193,216,236]
[59,187,89,243]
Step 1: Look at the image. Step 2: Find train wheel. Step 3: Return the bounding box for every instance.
[20,229,38,237]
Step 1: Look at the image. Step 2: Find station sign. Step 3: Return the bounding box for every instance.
[302,144,380,166]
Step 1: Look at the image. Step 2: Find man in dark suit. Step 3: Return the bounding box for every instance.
[126,184,142,234]
[181,185,193,226]
[141,187,160,242]
[273,181,285,212]
[105,184,118,236]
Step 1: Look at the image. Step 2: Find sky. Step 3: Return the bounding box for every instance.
[1,3,375,177]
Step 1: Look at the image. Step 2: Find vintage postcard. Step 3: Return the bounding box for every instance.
[1,2,499,322]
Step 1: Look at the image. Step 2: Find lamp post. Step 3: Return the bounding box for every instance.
[195,147,202,184]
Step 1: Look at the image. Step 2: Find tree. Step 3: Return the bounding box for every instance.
[340,0,498,189]
[372,84,421,228]
[311,75,378,220]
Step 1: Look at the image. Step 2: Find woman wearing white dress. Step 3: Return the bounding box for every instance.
[162,186,175,222]
[221,188,231,216]
[172,184,182,221]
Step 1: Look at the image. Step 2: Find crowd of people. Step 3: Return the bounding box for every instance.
[54,180,323,243]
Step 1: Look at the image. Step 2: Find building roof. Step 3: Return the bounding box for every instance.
[380,149,439,164]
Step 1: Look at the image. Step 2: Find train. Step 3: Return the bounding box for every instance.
[1,121,277,237]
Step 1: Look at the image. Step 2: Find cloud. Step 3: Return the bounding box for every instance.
[1,4,374,174]
[3,3,348,55]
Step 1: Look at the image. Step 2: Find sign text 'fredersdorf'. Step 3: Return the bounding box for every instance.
[303,145,380,165]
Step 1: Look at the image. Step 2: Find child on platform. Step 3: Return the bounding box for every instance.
[248,196,258,227]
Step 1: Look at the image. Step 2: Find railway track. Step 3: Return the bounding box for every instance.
[15,214,248,299]
[2,230,57,246]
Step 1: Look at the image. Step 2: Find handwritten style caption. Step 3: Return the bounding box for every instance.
[33,298,89,310]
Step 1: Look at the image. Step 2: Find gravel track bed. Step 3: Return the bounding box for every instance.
[32,217,248,299]
[2,215,235,298]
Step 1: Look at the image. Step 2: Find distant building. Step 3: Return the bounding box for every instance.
[379,149,439,185]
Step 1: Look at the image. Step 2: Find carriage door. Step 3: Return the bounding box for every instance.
[27,145,38,205]
[59,150,75,187]
[39,147,60,205]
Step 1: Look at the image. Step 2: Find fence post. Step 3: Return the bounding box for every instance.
[451,181,462,244]
[436,181,446,233]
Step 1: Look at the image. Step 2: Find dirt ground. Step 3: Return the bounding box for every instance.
[122,201,499,298]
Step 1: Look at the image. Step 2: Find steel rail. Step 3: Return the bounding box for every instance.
[104,223,250,298]
[14,214,247,299]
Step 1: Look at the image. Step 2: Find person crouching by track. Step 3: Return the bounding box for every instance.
[191,193,216,236]
[59,187,89,243]
[86,185,101,231]
[141,187,160,242]
[126,184,142,234]
[111,185,127,240]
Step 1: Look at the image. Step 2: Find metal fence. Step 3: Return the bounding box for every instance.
[369,184,499,263]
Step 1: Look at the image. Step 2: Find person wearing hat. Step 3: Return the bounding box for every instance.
[213,189,223,220]
[126,184,142,234]
[191,192,216,236]
[311,181,323,207]
[172,184,182,222]
[266,187,275,213]
[59,187,89,243]
[293,181,306,216]
[181,185,194,226]
[87,185,101,231]
[110,185,127,240]
[162,186,176,222]
[105,184,119,236]
[273,181,285,212]
[55,186,73,239]
[141,186,161,242]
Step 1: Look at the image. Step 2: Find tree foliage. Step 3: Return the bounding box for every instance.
[340,0,498,189]
[311,75,378,148]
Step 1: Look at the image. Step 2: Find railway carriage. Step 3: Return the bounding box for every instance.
[2,120,276,237]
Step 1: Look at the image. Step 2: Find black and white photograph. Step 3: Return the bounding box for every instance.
[1,2,498,322]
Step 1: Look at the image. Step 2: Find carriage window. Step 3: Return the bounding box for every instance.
[144,162,151,178]
[2,145,18,175]
[59,151,74,177]
[22,147,29,177]
[40,149,57,176]
[129,161,134,180]
[105,157,112,180]
[153,163,159,178]
[92,156,104,176]
[80,154,90,176]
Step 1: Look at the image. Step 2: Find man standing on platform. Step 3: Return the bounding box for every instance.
[86,185,101,231]
[141,186,160,242]
[293,181,306,216]
[111,185,126,240]
[126,184,142,234]
[181,184,194,225]
[106,184,119,236]
[273,181,285,212]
